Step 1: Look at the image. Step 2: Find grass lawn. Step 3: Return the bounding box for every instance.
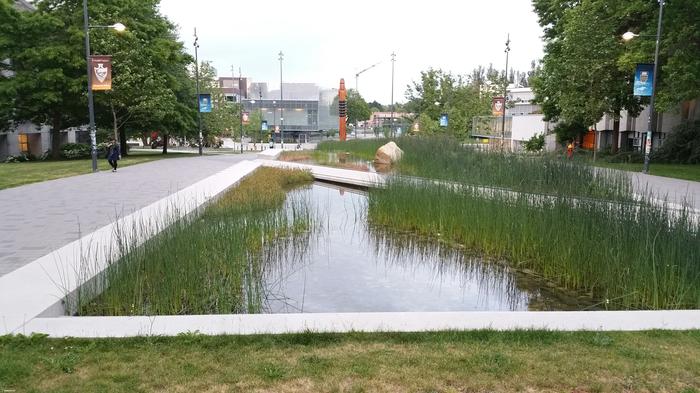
[1,330,699,392]
[0,151,192,190]
[589,161,700,182]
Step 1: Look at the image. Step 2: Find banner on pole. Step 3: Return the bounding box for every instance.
[242,112,250,125]
[439,113,448,127]
[90,55,112,91]
[492,97,505,116]
[261,120,268,131]
[199,94,212,113]
[633,63,654,97]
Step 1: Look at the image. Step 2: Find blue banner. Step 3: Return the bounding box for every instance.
[261,120,268,131]
[439,113,448,127]
[633,64,654,97]
[199,94,212,113]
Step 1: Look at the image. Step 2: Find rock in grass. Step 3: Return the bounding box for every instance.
[374,141,403,165]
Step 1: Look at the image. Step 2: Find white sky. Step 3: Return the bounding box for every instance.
[158,0,545,104]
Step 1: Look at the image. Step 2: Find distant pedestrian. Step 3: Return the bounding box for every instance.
[566,141,574,160]
[107,139,121,172]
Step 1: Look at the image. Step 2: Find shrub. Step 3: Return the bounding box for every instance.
[653,120,700,164]
[4,153,32,163]
[524,133,545,152]
[60,143,91,160]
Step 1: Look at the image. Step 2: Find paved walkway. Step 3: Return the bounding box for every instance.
[0,153,255,277]
[630,172,700,209]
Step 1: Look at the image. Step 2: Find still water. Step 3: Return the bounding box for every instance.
[261,183,586,313]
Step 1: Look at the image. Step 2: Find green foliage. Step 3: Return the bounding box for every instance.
[59,143,91,160]
[553,120,587,144]
[653,121,700,164]
[368,178,700,310]
[404,68,494,140]
[524,133,545,152]
[78,168,314,316]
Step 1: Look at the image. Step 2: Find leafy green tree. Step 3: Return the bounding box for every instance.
[347,89,371,125]
[0,0,86,158]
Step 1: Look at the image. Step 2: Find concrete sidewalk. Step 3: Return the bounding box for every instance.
[0,153,256,277]
[630,171,700,209]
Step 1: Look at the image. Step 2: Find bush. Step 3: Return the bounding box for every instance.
[524,133,545,152]
[653,121,700,164]
[60,143,91,160]
[4,153,32,163]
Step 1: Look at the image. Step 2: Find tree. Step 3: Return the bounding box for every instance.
[367,100,384,112]
[532,0,700,153]
[0,0,86,158]
[196,61,236,139]
[347,89,371,125]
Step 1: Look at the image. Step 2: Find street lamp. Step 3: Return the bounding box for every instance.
[622,1,665,174]
[249,99,256,150]
[390,52,396,138]
[278,51,284,150]
[193,29,203,155]
[82,0,125,172]
[501,34,511,152]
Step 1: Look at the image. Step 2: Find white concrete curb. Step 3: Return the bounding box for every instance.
[19,310,700,338]
[0,160,261,335]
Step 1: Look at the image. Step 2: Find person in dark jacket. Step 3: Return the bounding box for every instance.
[107,139,121,172]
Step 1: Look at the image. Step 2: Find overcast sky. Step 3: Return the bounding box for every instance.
[158,0,545,105]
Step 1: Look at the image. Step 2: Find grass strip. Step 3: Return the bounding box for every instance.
[1,330,699,392]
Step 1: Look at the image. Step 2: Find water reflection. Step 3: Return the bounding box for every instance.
[259,183,591,313]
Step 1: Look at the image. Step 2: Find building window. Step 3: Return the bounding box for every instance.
[18,134,29,154]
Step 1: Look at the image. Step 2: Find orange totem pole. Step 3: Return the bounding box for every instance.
[339,78,347,141]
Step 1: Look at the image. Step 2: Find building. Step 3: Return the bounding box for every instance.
[472,86,548,149]
[218,77,249,102]
[240,83,338,142]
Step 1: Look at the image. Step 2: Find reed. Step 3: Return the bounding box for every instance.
[319,136,633,201]
[77,168,314,316]
[367,179,700,310]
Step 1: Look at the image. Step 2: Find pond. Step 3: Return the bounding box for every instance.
[259,182,592,313]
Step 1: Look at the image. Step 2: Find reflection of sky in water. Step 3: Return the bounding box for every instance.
[262,183,538,313]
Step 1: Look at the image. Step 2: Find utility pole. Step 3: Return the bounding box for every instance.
[239,66,244,154]
[279,51,284,150]
[390,52,396,138]
[194,28,203,155]
[501,34,510,152]
[643,0,665,174]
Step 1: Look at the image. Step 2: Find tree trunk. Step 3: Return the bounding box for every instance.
[612,116,620,154]
[111,103,119,142]
[141,132,148,148]
[50,114,62,159]
[162,133,169,154]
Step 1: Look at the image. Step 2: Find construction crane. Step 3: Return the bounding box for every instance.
[355,61,382,94]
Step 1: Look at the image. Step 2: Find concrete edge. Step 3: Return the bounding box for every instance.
[0,160,262,335]
[18,310,700,338]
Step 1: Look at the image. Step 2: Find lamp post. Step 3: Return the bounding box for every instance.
[193,29,203,155]
[272,100,277,145]
[279,51,284,150]
[82,0,125,172]
[390,52,396,138]
[239,67,244,154]
[623,0,665,174]
[501,34,510,152]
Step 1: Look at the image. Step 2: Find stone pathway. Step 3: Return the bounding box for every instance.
[0,153,255,276]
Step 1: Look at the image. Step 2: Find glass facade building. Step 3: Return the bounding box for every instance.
[243,99,320,134]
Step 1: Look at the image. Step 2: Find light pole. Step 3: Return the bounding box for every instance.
[279,51,284,149]
[272,100,277,146]
[82,0,125,172]
[239,67,244,154]
[501,34,510,152]
[623,0,665,174]
[193,28,203,155]
[390,52,396,138]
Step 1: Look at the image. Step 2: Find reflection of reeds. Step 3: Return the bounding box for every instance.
[76,168,315,316]
[368,179,700,310]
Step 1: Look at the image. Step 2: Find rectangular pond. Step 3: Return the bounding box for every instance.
[258,182,591,313]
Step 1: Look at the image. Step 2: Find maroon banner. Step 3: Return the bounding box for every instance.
[492,97,504,116]
[90,55,112,91]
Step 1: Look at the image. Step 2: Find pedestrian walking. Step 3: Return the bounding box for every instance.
[566,141,574,160]
[107,139,121,172]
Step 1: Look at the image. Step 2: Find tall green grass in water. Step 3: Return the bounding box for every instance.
[78,168,314,316]
[368,179,700,309]
[318,136,632,200]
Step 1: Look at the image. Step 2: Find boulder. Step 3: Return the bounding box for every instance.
[374,141,403,165]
